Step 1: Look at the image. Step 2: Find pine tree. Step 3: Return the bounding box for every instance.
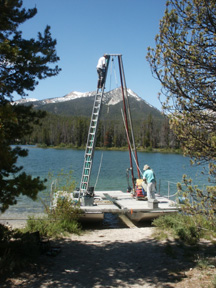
[0,0,60,212]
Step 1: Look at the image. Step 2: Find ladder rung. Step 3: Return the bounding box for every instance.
[80,88,104,191]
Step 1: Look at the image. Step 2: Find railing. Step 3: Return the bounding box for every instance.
[157,179,179,200]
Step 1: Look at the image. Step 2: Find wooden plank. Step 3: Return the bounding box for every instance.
[118,214,137,228]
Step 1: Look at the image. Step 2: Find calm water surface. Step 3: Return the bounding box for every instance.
[5,145,209,215]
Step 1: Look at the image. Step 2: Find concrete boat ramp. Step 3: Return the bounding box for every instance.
[79,190,179,223]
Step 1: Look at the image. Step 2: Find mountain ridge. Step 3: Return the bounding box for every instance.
[14,87,163,122]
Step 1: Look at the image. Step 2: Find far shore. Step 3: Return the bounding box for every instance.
[21,143,182,154]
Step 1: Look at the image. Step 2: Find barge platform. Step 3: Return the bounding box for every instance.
[79,190,179,222]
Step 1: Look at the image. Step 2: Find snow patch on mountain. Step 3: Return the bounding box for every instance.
[40,91,95,104]
[12,98,38,105]
[127,89,141,101]
[13,88,147,107]
[13,91,96,105]
[104,87,142,106]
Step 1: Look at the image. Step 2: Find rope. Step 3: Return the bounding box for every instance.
[163,191,179,198]
[166,181,179,185]
[109,57,118,90]
[113,58,118,88]
[162,181,179,198]
[109,57,113,91]
[121,109,143,176]
[94,152,103,189]
[121,110,180,198]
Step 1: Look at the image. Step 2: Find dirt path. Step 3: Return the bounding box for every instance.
[1,227,216,288]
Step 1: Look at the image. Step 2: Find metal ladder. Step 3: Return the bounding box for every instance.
[79,55,110,196]
[79,88,105,194]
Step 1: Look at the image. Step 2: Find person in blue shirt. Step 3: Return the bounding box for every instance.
[142,164,156,200]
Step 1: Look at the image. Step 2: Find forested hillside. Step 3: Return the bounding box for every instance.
[22,112,178,149]
[18,88,179,149]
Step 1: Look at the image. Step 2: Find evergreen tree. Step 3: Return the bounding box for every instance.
[0,0,60,212]
[147,0,216,224]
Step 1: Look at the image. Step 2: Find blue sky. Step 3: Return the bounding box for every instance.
[19,0,167,110]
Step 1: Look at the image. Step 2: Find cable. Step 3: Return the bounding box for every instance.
[94,152,103,189]
[109,57,118,90]
[121,109,143,176]
[113,58,118,88]
[109,57,113,91]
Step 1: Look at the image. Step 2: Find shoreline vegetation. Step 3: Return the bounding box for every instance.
[35,143,182,154]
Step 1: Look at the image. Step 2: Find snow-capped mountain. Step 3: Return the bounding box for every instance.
[102,88,142,106]
[13,90,95,105]
[13,87,162,122]
[13,97,38,104]
[14,88,142,106]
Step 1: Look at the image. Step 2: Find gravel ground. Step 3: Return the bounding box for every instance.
[1,226,216,288]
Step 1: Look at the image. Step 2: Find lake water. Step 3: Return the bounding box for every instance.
[3,145,209,215]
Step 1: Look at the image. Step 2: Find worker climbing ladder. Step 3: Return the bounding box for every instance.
[79,55,110,196]
[79,54,140,203]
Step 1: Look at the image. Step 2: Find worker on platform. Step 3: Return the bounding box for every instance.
[142,164,156,200]
[96,54,108,90]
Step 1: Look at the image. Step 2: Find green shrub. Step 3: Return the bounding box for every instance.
[152,213,216,245]
[24,169,83,238]
[24,197,82,238]
[176,225,200,245]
